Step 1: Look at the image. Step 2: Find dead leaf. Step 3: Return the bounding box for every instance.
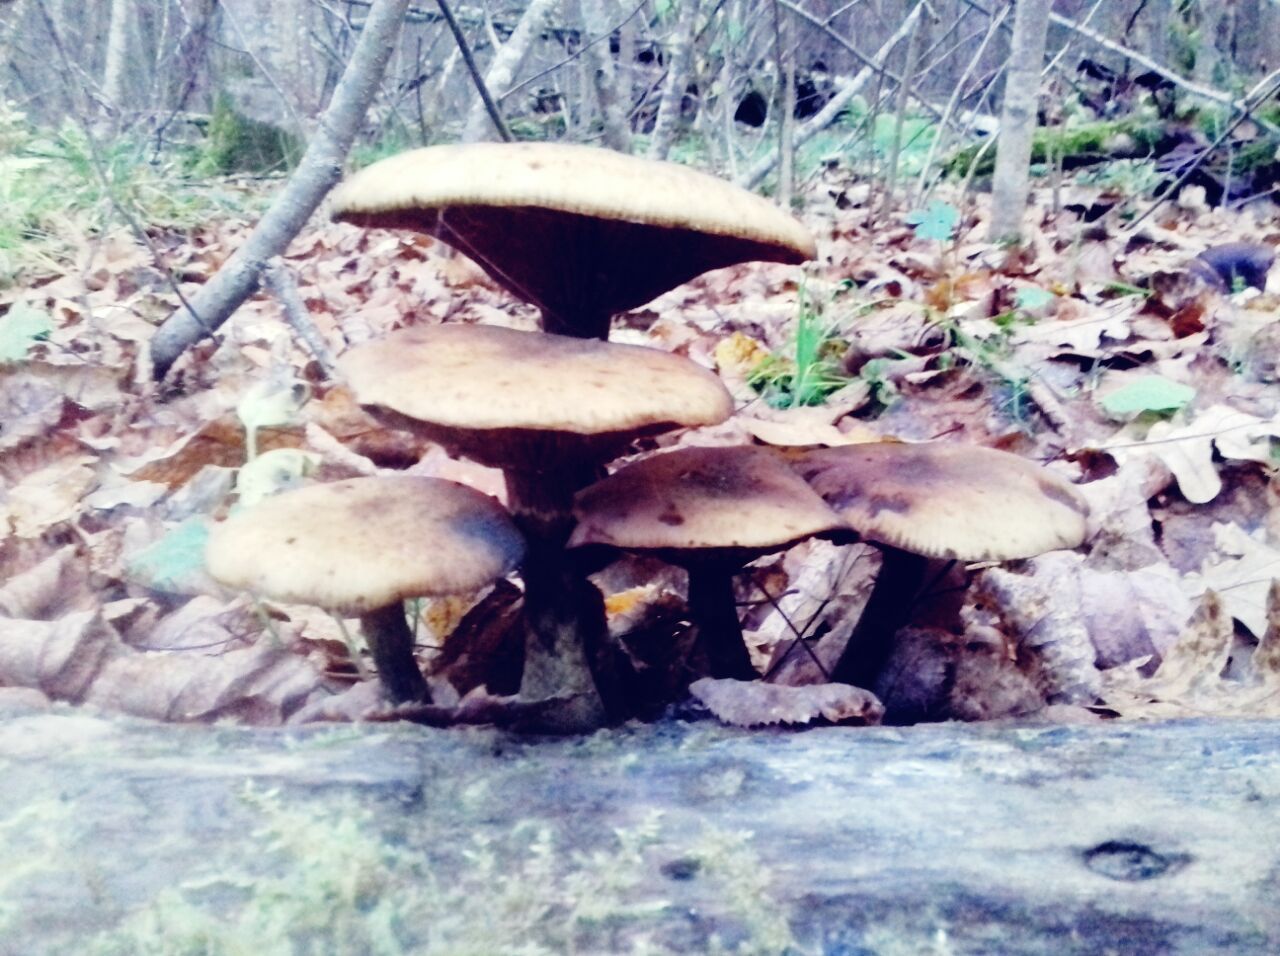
[1099,589,1280,718]
[0,611,121,701]
[688,677,883,727]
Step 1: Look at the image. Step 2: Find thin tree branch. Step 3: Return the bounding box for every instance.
[435,0,513,141]
[150,0,414,378]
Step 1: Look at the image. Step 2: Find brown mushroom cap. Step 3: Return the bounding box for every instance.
[330,143,816,335]
[568,445,844,562]
[791,442,1089,561]
[337,323,734,470]
[206,476,524,616]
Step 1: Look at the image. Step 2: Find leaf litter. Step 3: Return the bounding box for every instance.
[0,167,1278,728]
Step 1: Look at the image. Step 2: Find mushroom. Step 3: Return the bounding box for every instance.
[569,445,845,680]
[790,441,1090,688]
[205,476,525,705]
[330,142,816,339]
[337,323,734,727]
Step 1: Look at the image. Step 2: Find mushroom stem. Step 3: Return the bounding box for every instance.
[504,469,613,730]
[687,566,758,681]
[359,602,432,704]
[830,545,929,689]
[518,541,611,731]
[542,309,611,340]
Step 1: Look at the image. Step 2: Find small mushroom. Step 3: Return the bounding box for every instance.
[338,323,734,728]
[791,441,1090,688]
[205,476,525,705]
[330,142,816,339]
[569,445,845,680]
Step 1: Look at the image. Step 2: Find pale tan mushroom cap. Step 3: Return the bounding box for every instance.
[338,324,733,467]
[568,446,844,556]
[331,142,816,259]
[330,143,816,335]
[206,476,524,615]
[792,442,1089,561]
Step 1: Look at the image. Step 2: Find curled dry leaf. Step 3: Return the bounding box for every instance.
[1182,522,1280,637]
[1099,588,1280,719]
[0,545,89,620]
[0,611,121,701]
[688,677,884,728]
[84,638,325,724]
[3,457,96,537]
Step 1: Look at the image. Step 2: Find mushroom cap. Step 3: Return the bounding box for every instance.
[206,476,524,616]
[330,143,816,334]
[568,445,844,563]
[337,323,734,470]
[791,442,1089,561]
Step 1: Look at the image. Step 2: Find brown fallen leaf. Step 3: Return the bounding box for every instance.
[688,677,883,728]
[0,611,121,701]
[84,639,325,724]
[0,545,90,619]
[1098,588,1280,718]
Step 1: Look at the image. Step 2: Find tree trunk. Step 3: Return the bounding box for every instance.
[102,0,132,118]
[648,0,700,160]
[1193,0,1228,89]
[149,0,413,379]
[988,0,1052,244]
[461,0,558,142]
[577,0,630,151]
[739,2,922,190]
[772,0,795,207]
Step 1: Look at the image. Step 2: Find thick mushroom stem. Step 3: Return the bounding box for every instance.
[360,602,432,704]
[542,309,611,341]
[686,565,758,681]
[504,469,612,730]
[830,545,929,689]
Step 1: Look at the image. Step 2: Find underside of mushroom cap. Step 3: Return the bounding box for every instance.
[568,445,845,562]
[792,441,1089,561]
[330,143,816,335]
[337,323,734,470]
[205,476,525,616]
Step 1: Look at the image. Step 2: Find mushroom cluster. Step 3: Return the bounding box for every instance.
[207,141,816,729]
[208,141,1092,731]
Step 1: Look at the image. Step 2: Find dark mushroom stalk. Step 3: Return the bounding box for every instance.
[358,602,433,704]
[684,558,759,681]
[790,441,1091,692]
[829,546,930,689]
[570,446,845,685]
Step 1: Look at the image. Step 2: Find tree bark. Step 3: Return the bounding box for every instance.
[739,3,921,190]
[461,0,558,142]
[772,0,795,208]
[988,0,1052,244]
[102,0,131,119]
[148,0,413,379]
[648,0,700,161]
[577,0,630,151]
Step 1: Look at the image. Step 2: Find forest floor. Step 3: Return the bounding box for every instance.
[1,165,1278,728]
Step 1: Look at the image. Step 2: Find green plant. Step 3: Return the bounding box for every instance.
[747,289,851,408]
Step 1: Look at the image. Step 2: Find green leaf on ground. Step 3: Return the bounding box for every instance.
[905,201,959,242]
[0,302,53,363]
[1101,376,1196,417]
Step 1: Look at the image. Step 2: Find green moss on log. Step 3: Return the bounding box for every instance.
[945,119,1169,177]
[198,94,302,176]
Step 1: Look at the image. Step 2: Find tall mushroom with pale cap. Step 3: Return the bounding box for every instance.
[329,142,816,339]
[790,441,1090,688]
[569,445,845,680]
[338,323,734,728]
[206,476,525,705]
